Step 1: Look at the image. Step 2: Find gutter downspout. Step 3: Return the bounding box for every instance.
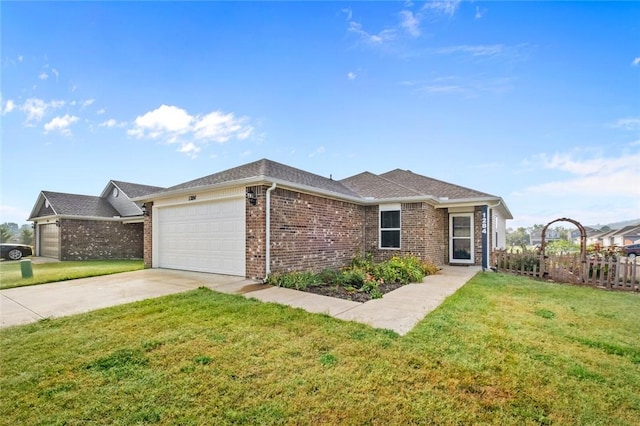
[264,182,277,282]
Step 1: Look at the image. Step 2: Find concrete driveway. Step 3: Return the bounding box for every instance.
[1,266,480,334]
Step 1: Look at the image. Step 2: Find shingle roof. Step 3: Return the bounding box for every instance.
[340,172,423,199]
[41,191,120,218]
[111,181,166,198]
[166,158,360,198]
[379,169,496,199]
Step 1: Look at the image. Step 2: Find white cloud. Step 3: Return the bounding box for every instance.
[433,44,504,57]
[44,114,79,135]
[399,10,420,37]
[348,21,396,45]
[341,7,352,21]
[193,110,252,142]
[525,151,640,197]
[632,57,640,66]
[309,146,326,158]
[178,142,200,158]
[3,99,16,114]
[51,68,59,80]
[347,72,357,80]
[20,98,65,122]
[128,104,254,157]
[128,104,193,140]
[82,99,95,108]
[39,72,49,80]
[422,0,461,17]
[99,118,119,128]
[96,108,106,115]
[612,117,640,130]
[475,6,486,19]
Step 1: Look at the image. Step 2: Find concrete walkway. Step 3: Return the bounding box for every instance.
[1,266,480,335]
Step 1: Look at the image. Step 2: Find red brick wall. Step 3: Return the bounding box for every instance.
[60,218,143,261]
[268,188,365,274]
[364,203,447,266]
[246,186,267,279]
[143,202,152,268]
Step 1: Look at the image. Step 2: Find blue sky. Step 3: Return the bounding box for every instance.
[1,1,639,229]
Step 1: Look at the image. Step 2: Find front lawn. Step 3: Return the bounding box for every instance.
[0,260,144,289]
[1,273,639,424]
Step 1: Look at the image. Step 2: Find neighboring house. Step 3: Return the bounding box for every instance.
[136,158,512,279]
[28,180,165,260]
[611,225,640,247]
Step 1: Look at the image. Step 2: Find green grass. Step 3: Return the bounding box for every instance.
[1,273,639,425]
[0,260,144,289]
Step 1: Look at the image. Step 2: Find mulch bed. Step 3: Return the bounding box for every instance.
[301,282,405,303]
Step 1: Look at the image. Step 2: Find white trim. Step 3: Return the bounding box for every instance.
[449,213,474,264]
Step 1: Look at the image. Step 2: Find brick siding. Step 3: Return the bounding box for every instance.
[60,218,143,261]
[364,203,448,266]
[246,186,267,279]
[268,188,365,275]
[143,202,153,268]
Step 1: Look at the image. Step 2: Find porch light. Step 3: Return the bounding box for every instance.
[246,188,257,205]
[141,205,149,216]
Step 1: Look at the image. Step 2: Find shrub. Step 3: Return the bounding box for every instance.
[266,271,318,290]
[421,261,440,276]
[374,256,424,284]
[316,268,340,284]
[338,268,367,289]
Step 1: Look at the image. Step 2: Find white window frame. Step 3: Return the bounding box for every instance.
[449,213,474,264]
[379,203,401,250]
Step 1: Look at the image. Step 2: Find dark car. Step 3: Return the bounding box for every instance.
[0,243,33,260]
[622,243,640,258]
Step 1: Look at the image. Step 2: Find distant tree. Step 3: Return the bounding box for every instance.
[506,227,530,248]
[0,224,12,243]
[4,222,19,233]
[20,226,34,245]
[600,225,611,232]
[546,240,580,255]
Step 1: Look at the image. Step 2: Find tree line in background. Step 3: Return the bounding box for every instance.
[0,223,34,245]
[505,224,598,255]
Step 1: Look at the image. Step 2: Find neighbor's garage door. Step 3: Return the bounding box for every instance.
[39,223,59,259]
[156,199,245,276]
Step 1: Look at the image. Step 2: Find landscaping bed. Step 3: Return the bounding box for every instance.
[266,254,439,302]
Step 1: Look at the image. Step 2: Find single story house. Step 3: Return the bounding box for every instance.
[136,159,512,279]
[28,180,165,260]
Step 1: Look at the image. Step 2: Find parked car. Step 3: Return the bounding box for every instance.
[622,243,640,258]
[0,243,33,260]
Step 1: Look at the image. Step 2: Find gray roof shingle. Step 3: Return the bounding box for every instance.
[111,181,166,198]
[340,172,423,199]
[41,191,120,218]
[379,169,496,199]
[166,158,360,198]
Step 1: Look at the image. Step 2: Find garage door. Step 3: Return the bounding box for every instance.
[39,223,59,259]
[155,199,245,276]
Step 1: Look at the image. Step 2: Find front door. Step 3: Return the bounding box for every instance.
[449,213,474,264]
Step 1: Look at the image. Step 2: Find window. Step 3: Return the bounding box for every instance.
[380,204,401,249]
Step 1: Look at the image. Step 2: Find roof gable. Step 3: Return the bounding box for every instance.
[340,172,422,199]
[380,169,496,199]
[106,180,166,199]
[31,191,120,219]
[165,158,360,198]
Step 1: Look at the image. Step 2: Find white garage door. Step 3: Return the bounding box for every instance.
[39,223,59,259]
[155,199,245,276]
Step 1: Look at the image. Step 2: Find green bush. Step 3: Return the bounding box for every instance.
[266,271,318,290]
[374,256,424,284]
[338,268,367,289]
[267,254,429,298]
